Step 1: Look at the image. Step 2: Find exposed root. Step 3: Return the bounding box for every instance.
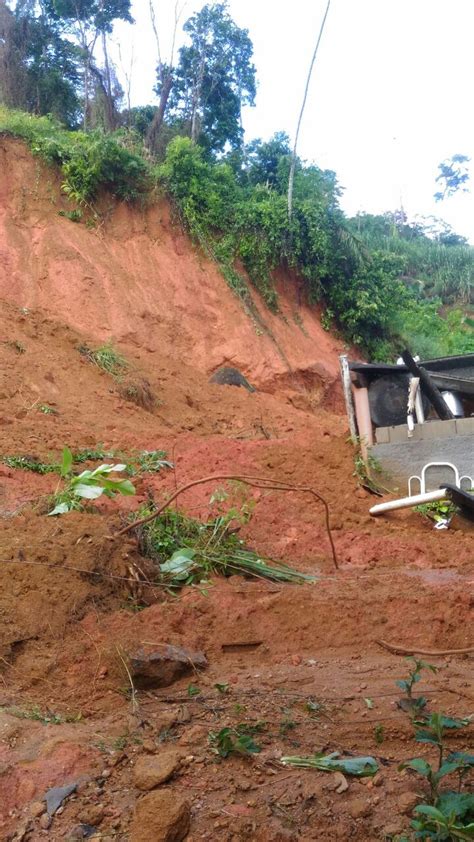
[115,473,338,571]
[377,639,474,656]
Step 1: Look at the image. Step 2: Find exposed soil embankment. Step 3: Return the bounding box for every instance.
[0,137,345,398]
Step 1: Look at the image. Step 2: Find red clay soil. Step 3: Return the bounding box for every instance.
[0,141,472,841]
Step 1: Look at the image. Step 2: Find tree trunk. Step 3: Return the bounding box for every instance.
[287,0,331,220]
[191,57,205,143]
[145,72,173,153]
[101,30,116,131]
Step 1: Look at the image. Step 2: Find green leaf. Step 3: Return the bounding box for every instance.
[187,684,201,697]
[437,760,467,780]
[448,753,474,767]
[47,501,70,516]
[415,729,439,745]
[215,683,230,694]
[364,698,374,709]
[60,446,73,477]
[414,805,448,822]
[437,792,474,820]
[399,758,432,778]
[161,549,197,580]
[281,753,378,777]
[73,483,104,500]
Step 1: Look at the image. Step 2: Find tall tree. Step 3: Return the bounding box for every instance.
[165,2,256,155]
[0,0,80,125]
[145,0,184,153]
[46,0,133,129]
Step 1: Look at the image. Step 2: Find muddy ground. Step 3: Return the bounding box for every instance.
[0,298,472,842]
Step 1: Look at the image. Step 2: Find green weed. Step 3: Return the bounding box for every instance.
[0,455,55,474]
[209,725,262,758]
[5,705,82,725]
[79,341,128,379]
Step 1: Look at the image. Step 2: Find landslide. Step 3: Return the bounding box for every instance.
[0,136,345,395]
[0,140,472,842]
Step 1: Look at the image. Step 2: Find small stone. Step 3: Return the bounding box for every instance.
[383,821,404,837]
[134,750,183,791]
[130,790,190,842]
[39,813,51,830]
[78,804,104,825]
[333,772,349,793]
[348,797,372,819]
[29,801,46,818]
[142,739,156,754]
[178,725,207,747]
[398,791,419,816]
[290,655,302,666]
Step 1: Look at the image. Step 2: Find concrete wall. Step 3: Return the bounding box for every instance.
[370,418,474,494]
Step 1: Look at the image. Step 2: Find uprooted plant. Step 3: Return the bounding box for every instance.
[48,447,135,515]
[78,341,128,379]
[118,473,338,570]
[131,497,316,588]
[281,752,379,777]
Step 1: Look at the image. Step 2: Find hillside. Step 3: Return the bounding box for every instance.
[0,143,472,842]
[0,137,346,395]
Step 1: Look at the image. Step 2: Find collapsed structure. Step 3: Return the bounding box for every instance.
[341,353,474,495]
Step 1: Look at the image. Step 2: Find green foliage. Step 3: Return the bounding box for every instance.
[135,502,315,588]
[125,450,173,476]
[166,2,256,154]
[0,454,55,474]
[1,105,472,360]
[209,725,262,758]
[396,657,438,714]
[0,108,150,204]
[5,704,82,725]
[374,724,385,745]
[414,500,456,524]
[0,2,81,127]
[48,446,135,515]
[281,752,379,777]
[78,340,128,377]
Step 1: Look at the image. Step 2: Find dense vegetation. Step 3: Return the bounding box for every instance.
[0,0,473,361]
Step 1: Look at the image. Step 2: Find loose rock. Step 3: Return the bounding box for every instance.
[398,790,420,815]
[348,797,372,819]
[130,790,190,842]
[129,645,207,689]
[134,750,183,791]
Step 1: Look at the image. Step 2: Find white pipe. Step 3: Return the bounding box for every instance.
[370,489,447,516]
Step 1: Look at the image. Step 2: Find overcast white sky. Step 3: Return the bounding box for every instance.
[112,0,474,242]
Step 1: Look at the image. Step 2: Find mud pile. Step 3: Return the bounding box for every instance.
[0,140,472,841]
